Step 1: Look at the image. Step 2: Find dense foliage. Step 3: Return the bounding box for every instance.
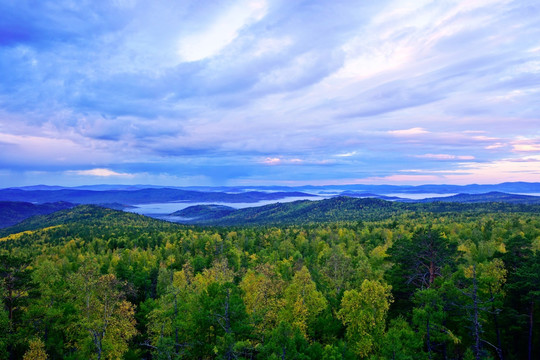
[1,205,539,359]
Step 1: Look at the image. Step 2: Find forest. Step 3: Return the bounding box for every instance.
[1,204,539,359]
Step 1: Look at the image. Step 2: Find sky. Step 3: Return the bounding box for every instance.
[1,0,540,188]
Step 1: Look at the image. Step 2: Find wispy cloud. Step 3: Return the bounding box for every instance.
[177,0,268,62]
[335,151,357,157]
[416,154,475,160]
[388,128,429,136]
[68,168,134,177]
[485,143,506,150]
[512,139,540,152]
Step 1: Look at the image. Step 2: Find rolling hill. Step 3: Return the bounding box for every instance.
[0,204,181,238]
[169,196,540,226]
[0,201,75,228]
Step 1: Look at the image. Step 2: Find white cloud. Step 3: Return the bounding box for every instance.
[177,0,268,62]
[70,168,134,177]
[388,127,429,136]
[262,157,281,165]
[512,141,540,152]
[416,154,475,160]
[335,151,357,157]
[485,143,506,149]
[261,157,304,165]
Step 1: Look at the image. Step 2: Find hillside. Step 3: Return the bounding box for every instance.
[0,204,180,238]
[0,201,74,228]
[170,205,236,220]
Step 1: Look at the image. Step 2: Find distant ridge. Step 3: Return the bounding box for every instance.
[340,191,404,200]
[170,205,236,220]
[167,195,540,226]
[416,191,540,204]
[4,181,540,194]
[0,188,315,205]
[0,201,74,228]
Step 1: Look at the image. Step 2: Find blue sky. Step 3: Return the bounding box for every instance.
[1,0,540,187]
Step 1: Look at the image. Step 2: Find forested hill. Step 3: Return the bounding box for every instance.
[177,196,540,226]
[0,201,74,228]
[0,205,181,238]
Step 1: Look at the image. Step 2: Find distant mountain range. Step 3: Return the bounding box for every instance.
[0,188,314,205]
[2,182,540,229]
[2,193,540,232]
[5,181,540,195]
[339,191,404,200]
[339,191,540,204]
[414,191,540,204]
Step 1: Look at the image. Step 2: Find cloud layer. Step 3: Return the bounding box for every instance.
[1,0,539,186]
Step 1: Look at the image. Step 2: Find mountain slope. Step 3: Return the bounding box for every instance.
[179,196,540,226]
[0,204,179,238]
[170,205,236,220]
[0,201,75,228]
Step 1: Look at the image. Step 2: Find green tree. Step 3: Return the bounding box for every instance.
[258,321,309,360]
[337,279,392,358]
[389,228,458,290]
[374,316,425,360]
[23,338,48,360]
[412,288,460,360]
[0,302,8,359]
[147,268,192,359]
[240,265,284,342]
[281,266,327,338]
[69,267,137,360]
[511,252,540,360]
[190,282,253,359]
[0,253,33,358]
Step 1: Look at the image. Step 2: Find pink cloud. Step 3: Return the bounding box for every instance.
[261,157,306,165]
[388,127,429,136]
[512,142,540,152]
[68,168,134,177]
[66,168,135,178]
[262,157,282,165]
[485,143,505,150]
